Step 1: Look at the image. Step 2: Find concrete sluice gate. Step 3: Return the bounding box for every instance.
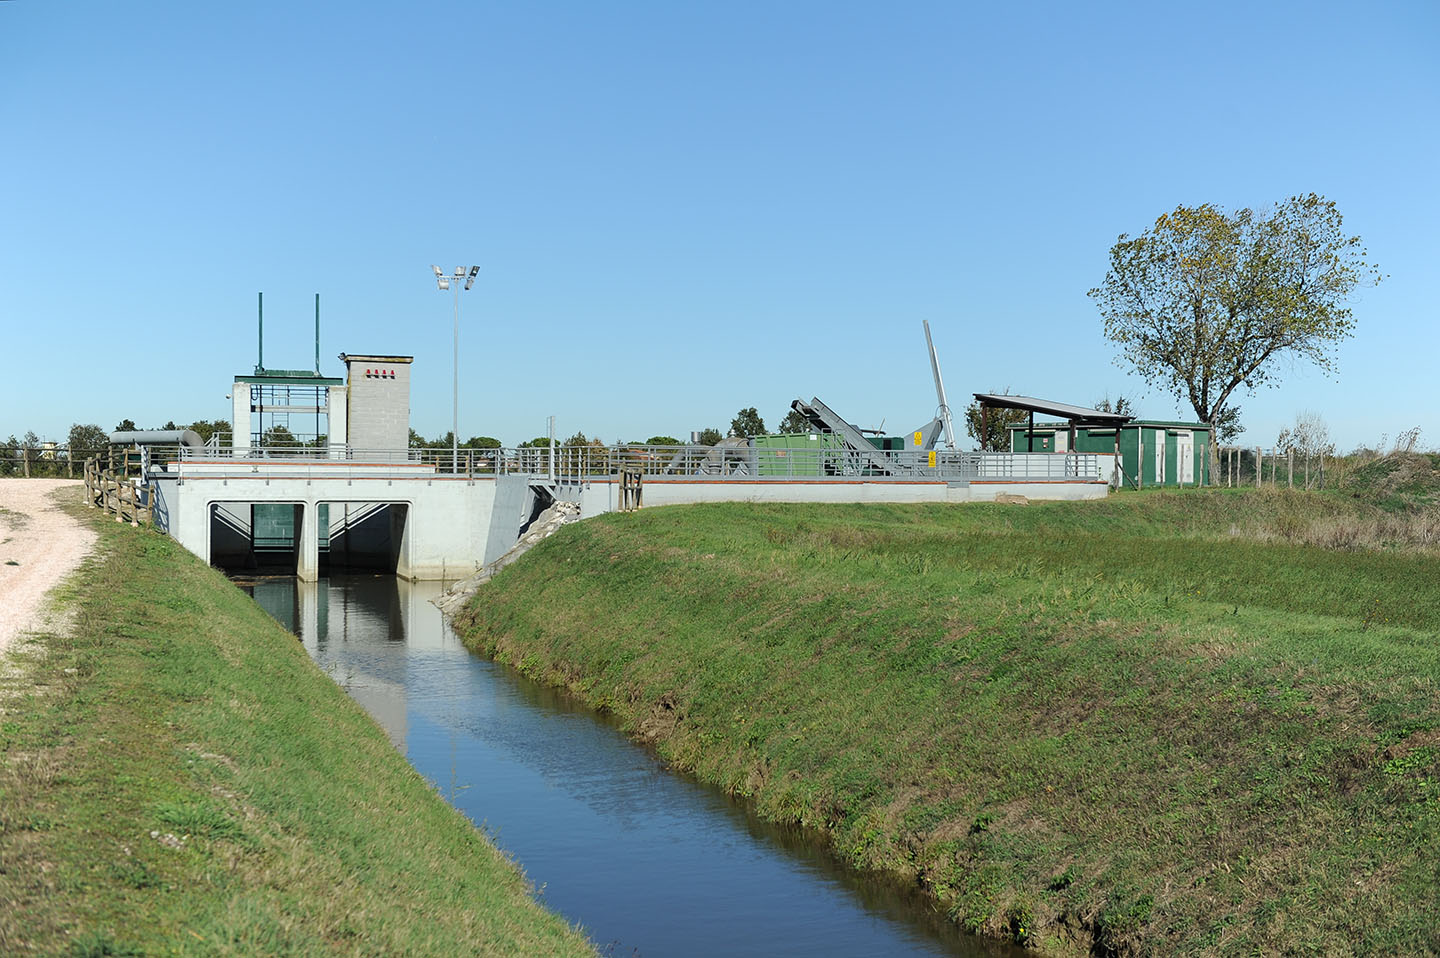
[209,502,407,576]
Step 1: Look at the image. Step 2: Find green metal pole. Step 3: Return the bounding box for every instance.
[315,293,322,441]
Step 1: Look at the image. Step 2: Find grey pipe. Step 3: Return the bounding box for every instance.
[109,429,204,450]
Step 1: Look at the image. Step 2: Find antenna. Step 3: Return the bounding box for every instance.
[923,321,956,450]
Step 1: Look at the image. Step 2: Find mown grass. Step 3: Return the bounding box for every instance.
[456,489,1440,956]
[0,496,593,957]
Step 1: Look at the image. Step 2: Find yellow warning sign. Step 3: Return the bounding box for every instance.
[927,450,937,468]
[913,431,923,446]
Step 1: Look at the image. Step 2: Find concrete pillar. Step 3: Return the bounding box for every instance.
[328,385,348,459]
[297,501,320,583]
[232,384,252,454]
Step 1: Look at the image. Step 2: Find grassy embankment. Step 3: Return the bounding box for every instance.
[0,498,594,957]
[455,479,1440,956]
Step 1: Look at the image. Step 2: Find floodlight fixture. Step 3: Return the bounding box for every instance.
[464,265,479,290]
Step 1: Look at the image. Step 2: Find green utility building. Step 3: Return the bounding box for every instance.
[1006,420,1212,488]
[971,393,1212,489]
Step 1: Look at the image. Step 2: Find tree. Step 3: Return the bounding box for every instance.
[261,425,299,448]
[729,407,765,438]
[1276,411,1336,460]
[463,436,501,449]
[68,423,108,458]
[776,409,811,434]
[114,418,137,432]
[1090,194,1381,435]
[1091,394,1136,417]
[695,427,723,446]
[185,419,231,444]
[963,390,1028,452]
[519,437,554,448]
[1209,406,1243,444]
[645,435,681,446]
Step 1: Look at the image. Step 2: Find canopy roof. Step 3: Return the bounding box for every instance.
[972,393,1133,425]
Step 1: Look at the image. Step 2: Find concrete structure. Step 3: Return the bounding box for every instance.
[147,448,1109,583]
[132,365,1119,582]
[338,354,413,453]
[151,458,535,582]
[231,370,345,455]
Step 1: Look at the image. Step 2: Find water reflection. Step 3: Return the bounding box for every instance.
[243,575,1020,958]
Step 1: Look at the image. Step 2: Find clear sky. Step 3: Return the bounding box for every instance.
[2,1,1436,450]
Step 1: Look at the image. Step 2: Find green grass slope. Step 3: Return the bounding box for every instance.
[456,491,1440,956]
[0,501,593,957]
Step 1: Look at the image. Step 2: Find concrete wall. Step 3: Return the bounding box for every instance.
[485,475,537,566]
[231,384,251,452]
[343,358,412,453]
[165,471,499,582]
[575,476,1108,514]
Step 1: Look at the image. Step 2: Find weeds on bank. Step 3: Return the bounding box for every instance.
[0,500,592,957]
[457,491,1440,956]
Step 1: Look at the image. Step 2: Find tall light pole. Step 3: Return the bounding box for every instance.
[432,265,479,472]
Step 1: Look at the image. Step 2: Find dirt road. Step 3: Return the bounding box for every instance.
[0,480,97,656]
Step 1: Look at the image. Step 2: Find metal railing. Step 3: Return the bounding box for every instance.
[173,442,1105,483]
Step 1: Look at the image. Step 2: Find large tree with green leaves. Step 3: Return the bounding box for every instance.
[1089,194,1381,439]
[729,408,766,438]
[67,423,109,457]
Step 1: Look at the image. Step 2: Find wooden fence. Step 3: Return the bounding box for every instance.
[1216,446,1327,490]
[83,457,153,527]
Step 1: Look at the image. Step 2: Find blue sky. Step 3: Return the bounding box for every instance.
[2,1,1436,450]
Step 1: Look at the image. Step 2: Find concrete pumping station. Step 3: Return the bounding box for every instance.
[103,301,1133,583]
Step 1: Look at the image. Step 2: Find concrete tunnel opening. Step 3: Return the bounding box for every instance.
[208,502,409,577]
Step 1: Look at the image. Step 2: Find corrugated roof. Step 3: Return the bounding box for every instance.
[972,393,1133,424]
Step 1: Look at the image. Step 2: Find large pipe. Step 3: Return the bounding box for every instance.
[109,429,205,450]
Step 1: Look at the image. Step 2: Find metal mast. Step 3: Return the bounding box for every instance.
[432,265,480,472]
[923,321,957,450]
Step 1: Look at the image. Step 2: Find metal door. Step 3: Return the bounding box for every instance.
[1177,433,1194,485]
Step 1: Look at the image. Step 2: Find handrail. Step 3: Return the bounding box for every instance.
[172,443,1105,483]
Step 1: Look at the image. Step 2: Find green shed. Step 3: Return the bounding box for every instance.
[1007,420,1212,488]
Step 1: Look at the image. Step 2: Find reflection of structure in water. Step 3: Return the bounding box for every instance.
[243,575,410,749]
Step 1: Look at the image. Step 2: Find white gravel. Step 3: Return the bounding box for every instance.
[0,479,97,657]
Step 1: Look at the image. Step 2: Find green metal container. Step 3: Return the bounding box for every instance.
[754,432,845,476]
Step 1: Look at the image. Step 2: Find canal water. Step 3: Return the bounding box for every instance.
[243,574,1020,958]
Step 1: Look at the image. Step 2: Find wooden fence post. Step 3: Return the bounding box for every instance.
[1288,450,1293,488]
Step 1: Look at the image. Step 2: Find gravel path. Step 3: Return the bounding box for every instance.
[0,479,97,656]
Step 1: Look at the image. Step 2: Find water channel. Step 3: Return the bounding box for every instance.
[242,574,1020,958]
